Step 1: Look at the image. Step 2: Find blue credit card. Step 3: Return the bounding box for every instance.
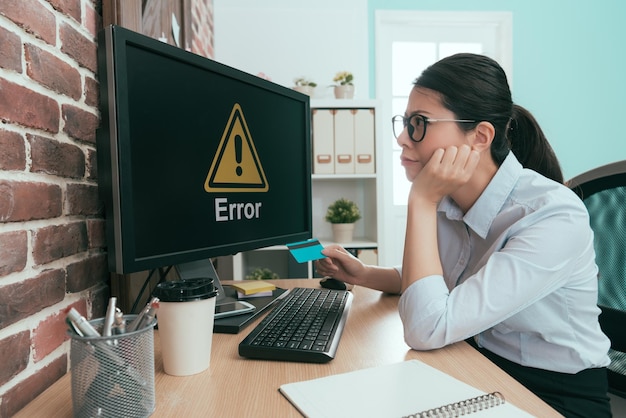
[286,238,326,263]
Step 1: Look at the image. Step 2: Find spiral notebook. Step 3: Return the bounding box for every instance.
[279,360,534,417]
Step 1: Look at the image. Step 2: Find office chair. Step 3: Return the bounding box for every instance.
[569,160,626,398]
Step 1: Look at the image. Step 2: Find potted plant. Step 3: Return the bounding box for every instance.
[293,77,317,96]
[325,198,361,242]
[332,71,354,99]
[245,267,279,280]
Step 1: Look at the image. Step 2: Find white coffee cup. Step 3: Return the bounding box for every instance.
[153,278,218,376]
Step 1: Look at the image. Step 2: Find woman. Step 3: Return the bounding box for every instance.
[315,53,611,417]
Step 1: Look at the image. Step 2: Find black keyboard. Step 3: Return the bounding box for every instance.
[238,287,353,363]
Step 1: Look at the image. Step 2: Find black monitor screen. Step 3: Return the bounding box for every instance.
[97,25,312,274]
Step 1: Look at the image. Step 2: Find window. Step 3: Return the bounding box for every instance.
[375,11,512,266]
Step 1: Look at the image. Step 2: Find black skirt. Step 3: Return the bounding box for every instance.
[466,338,612,418]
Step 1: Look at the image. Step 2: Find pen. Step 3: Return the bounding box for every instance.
[65,307,101,337]
[66,316,84,336]
[103,297,117,337]
[113,308,126,334]
[135,299,159,330]
[127,297,159,332]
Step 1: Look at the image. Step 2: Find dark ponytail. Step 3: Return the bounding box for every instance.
[509,105,563,184]
[414,53,564,184]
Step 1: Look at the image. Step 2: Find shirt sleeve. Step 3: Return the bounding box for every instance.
[398,201,596,351]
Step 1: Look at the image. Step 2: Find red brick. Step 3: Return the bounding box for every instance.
[84,75,98,107]
[91,282,110,319]
[0,230,27,277]
[67,299,89,319]
[0,79,60,133]
[190,0,215,59]
[0,330,30,386]
[0,0,56,46]
[0,269,65,329]
[0,180,63,222]
[0,25,23,72]
[32,222,88,265]
[28,134,85,178]
[62,104,98,144]
[87,218,106,249]
[33,306,71,361]
[60,21,97,72]
[47,0,81,23]
[84,0,99,38]
[0,354,67,418]
[60,292,106,322]
[86,147,97,180]
[25,43,82,100]
[0,129,26,170]
[66,252,108,293]
[67,183,101,216]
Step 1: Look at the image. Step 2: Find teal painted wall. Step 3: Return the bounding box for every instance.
[368,0,626,179]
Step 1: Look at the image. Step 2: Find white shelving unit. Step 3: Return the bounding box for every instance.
[225,99,384,280]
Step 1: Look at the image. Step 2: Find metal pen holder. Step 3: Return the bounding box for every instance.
[69,315,156,418]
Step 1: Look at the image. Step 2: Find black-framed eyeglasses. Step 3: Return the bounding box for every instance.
[392,114,477,143]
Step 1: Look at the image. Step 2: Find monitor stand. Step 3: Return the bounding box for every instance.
[174,258,287,334]
[174,258,227,305]
[130,259,227,313]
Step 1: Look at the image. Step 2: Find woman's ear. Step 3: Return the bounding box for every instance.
[470,121,495,152]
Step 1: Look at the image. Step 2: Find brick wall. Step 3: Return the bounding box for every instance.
[191,0,214,58]
[0,0,107,415]
[0,0,214,416]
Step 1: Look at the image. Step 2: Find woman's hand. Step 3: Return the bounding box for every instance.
[411,145,480,205]
[317,245,403,294]
[315,245,365,284]
[401,145,479,291]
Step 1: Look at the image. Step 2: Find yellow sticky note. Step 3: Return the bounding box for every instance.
[230,281,276,295]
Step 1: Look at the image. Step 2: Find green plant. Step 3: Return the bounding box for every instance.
[332,71,353,86]
[294,77,317,87]
[325,198,361,224]
[245,267,279,280]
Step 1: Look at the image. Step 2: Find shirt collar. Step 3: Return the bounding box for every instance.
[439,152,522,238]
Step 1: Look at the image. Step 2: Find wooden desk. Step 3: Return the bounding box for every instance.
[17,280,560,417]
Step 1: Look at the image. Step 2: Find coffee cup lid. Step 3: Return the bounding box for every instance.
[153,278,218,302]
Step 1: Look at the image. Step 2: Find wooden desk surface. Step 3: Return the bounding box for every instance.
[17,279,560,417]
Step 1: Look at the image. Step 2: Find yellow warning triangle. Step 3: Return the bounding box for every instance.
[204,103,269,192]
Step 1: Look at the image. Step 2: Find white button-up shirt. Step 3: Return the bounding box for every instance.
[398,152,610,373]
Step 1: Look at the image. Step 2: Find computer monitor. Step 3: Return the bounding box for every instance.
[96,25,312,275]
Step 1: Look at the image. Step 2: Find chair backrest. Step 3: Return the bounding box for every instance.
[568,160,626,396]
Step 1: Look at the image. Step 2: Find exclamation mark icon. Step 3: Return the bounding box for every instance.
[235,134,243,176]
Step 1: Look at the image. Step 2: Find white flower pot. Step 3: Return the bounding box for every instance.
[333,85,354,99]
[293,85,315,96]
[332,223,355,243]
